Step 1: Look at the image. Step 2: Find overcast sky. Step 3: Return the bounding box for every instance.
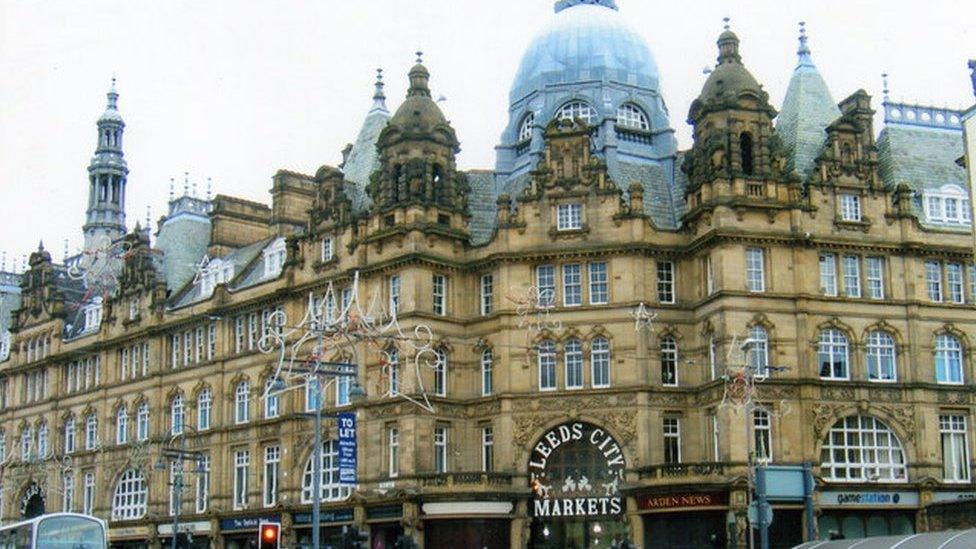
[0,0,973,269]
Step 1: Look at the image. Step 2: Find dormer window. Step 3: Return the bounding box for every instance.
[839,194,862,222]
[616,104,650,130]
[556,203,583,231]
[321,236,334,262]
[83,298,103,333]
[924,185,971,226]
[556,101,597,126]
[263,238,287,278]
[200,259,234,297]
[128,298,139,320]
[518,112,535,142]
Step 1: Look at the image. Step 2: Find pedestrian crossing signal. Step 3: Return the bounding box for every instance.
[258,521,280,549]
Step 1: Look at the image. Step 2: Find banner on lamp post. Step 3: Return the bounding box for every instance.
[337,412,357,485]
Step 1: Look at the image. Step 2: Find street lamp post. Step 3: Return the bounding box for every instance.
[156,427,206,549]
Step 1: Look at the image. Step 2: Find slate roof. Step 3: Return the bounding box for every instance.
[613,159,684,229]
[342,108,390,213]
[466,170,497,246]
[170,237,272,309]
[775,41,840,182]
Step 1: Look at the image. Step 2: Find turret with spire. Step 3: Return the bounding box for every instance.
[83,77,129,251]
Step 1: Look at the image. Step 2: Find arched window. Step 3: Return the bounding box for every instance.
[386,348,400,396]
[136,403,149,441]
[866,331,897,382]
[591,337,611,388]
[818,329,849,380]
[85,413,98,450]
[518,112,535,142]
[170,395,185,435]
[556,101,597,125]
[433,348,447,397]
[661,336,678,386]
[197,389,212,430]
[564,339,583,389]
[112,469,148,520]
[935,334,964,384]
[64,417,76,454]
[21,426,33,460]
[740,132,755,175]
[748,326,769,378]
[235,381,250,424]
[538,340,556,391]
[616,104,650,130]
[820,415,907,482]
[37,423,48,458]
[263,378,279,419]
[116,407,128,445]
[481,349,493,396]
[301,441,351,503]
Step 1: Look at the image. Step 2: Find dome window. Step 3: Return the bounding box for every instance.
[616,103,650,130]
[518,112,535,142]
[556,101,597,125]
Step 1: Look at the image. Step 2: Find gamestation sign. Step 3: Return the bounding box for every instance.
[528,421,626,518]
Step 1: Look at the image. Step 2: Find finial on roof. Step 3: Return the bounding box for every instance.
[370,67,388,114]
[145,205,151,229]
[882,72,890,103]
[717,18,740,64]
[796,21,814,69]
[407,51,431,98]
[38,240,44,252]
[206,177,212,200]
[723,17,730,31]
[106,75,119,109]
[416,50,424,64]
[183,172,189,197]
[169,178,175,201]
[63,239,69,262]
[191,177,197,198]
[1,251,6,271]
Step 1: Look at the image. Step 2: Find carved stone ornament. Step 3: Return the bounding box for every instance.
[811,403,841,440]
[512,414,562,448]
[937,391,970,405]
[820,386,855,401]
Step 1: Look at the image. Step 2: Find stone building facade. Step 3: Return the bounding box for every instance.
[1,2,974,548]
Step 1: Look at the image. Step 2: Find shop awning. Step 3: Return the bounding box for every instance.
[792,529,976,549]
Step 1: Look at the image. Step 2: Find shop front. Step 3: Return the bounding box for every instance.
[219,514,281,549]
[818,490,917,539]
[422,502,512,549]
[926,490,976,530]
[527,421,630,548]
[293,508,355,548]
[108,525,152,549]
[366,504,405,549]
[158,520,213,548]
[638,491,730,549]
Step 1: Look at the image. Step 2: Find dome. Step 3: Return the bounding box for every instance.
[509,3,661,103]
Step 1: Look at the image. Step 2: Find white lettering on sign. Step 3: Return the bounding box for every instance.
[533,497,623,517]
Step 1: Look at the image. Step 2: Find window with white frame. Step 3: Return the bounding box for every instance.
[556,203,582,231]
[562,264,582,306]
[195,455,210,513]
[168,461,180,516]
[657,260,675,304]
[264,379,279,419]
[748,326,769,378]
[263,238,286,278]
[336,371,350,407]
[63,472,76,512]
[0,432,6,462]
[538,340,557,391]
[83,471,95,515]
[709,336,718,380]
[263,445,280,507]
[37,423,48,458]
[842,255,861,298]
[116,407,128,445]
[387,348,399,396]
[200,259,233,297]
[112,469,148,520]
[924,185,972,226]
[301,441,351,502]
[818,329,849,380]
[819,253,837,296]
[660,336,678,386]
[663,417,681,464]
[753,408,772,463]
[746,248,765,292]
[866,331,897,382]
[616,103,650,130]
[935,334,964,384]
[518,112,535,142]
[926,261,943,302]
[591,337,611,388]
[433,348,447,397]
[480,274,493,315]
[434,426,449,473]
[482,425,494,472]
[136,403,149,441]
[588,262,608,304]
[83,298,103,332]
[556,101,597,125]
[21,427,32,460]
[170,395,185,435]
[564,339,583,389]
[947,263,965,303]
[233,449,249,510]
[388,274,400,316]
[235,381,250,424]
[940,415,970,482]
[710,412,721,461]
[866,257,885,299]
[970,264,976,303]
[704,255,715,295]
[432,274,447,316]
[321,236,334,262]
[197,389,212,430]
[536,265,556,307]
[388,426,399,478]
[839,194,862,222]
[85,414,98,450]
[64,417,76,453]
[481,349,493,396]
[820,415,907,482]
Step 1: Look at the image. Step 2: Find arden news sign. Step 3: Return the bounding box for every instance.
[528,421,626,518]
[637,492,729,511]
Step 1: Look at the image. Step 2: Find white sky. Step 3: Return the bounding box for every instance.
[1,0,973,268]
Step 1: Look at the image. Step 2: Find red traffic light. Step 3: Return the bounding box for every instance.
[258,521,280,549]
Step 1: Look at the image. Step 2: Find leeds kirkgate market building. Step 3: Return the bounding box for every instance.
[1,1,974,548]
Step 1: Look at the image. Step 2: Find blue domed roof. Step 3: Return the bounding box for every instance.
[509,3,661,103]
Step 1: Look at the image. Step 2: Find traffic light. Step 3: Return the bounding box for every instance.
[258,521,280,549]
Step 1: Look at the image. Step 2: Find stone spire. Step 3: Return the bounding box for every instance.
[83,77,129,251]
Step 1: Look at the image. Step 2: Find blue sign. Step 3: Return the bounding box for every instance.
[293,508,354,524]
[220,515,280,531]
[337,412,357,485]
[764,466,809,502]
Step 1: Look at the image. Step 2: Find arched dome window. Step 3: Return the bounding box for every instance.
[301,441,351,503]
[616,103,649,130]
[112,469,148,520]
[556,101,597,125]
[518,112,536,142]
[820,415,907,482]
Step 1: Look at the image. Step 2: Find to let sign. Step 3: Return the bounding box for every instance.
[338,411,357,485]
